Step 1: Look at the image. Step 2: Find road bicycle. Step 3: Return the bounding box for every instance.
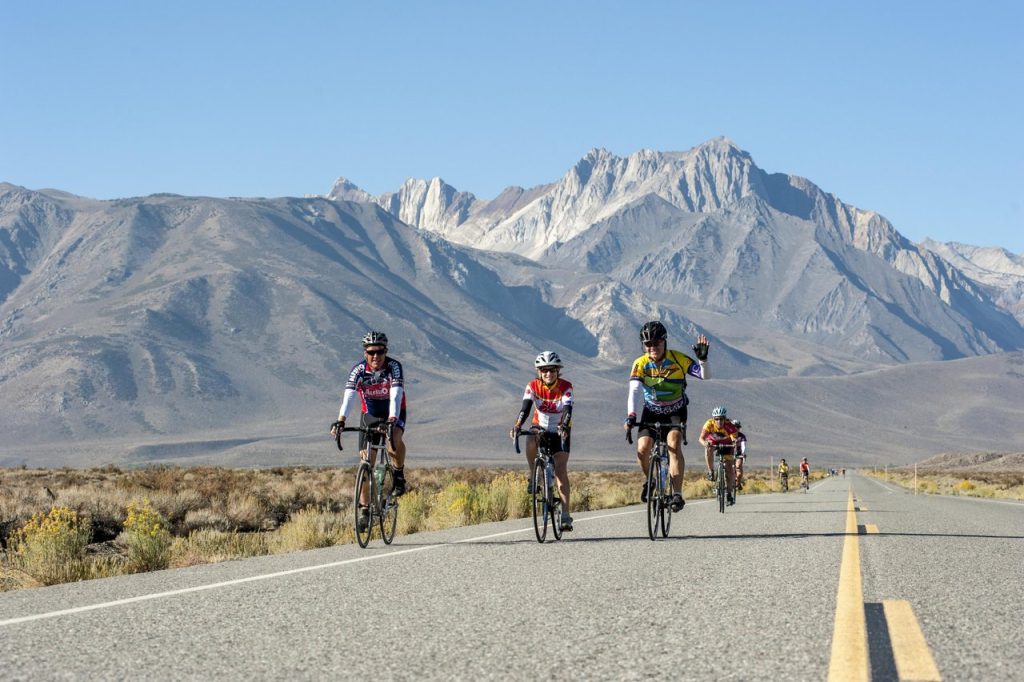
[333,421,399,548]
[627,422,678,540]
[515,426,566,543]
[710,442,737,513]
[780,473,789,492]
[800,472,810,493]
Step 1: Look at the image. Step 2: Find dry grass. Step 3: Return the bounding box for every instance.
[1,464,800,591]
[862,468,1024,500]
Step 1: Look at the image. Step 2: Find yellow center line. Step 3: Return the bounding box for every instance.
[865,524,879,534]
[883,600,942,681]
[828,488,869,681]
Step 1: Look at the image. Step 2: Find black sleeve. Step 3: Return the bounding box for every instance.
[516,399,533,426]
[560,404,573,428]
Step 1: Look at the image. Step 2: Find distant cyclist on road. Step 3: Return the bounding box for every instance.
[331,331,408,532]
[778,458,790,491]
[731,419,747,490]
[799,457,810,489]
[624,321,710,514]
[510,351,574,531]
[699,405,739,505]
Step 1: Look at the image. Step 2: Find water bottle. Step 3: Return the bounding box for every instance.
[546,460,555,493]
[374,463,386,489]
[660,460,668,492]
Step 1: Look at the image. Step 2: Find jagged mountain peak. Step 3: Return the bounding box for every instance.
[326,176,374,203]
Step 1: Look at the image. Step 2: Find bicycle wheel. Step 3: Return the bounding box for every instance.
[354,461,373,548]
[379,465,399,545]
[658,453,672,538]
[531,458,547,543]
[550,469,563,542]
[646,456,660,541]
[717,461,726,513]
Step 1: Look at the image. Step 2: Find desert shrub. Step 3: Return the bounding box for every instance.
[170,529,270,568]
[273,507,348,553]
[395,490,429,535]
[429,481,485,529]
[5,506,90,585]
[958,479,976,492]
[486,471,529,521]
[181,508,233,533]
[225,492,268,531]
[122,498,172,572]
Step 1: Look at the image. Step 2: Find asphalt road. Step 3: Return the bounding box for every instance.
[1,474,1021,680]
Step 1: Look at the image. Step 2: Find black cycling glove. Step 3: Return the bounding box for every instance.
[692,341,709,361]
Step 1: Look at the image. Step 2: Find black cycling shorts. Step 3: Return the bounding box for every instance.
[359,410,405,451]
[533,430,570,455]
[638,405,686,441]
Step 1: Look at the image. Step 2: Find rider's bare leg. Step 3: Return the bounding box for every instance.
[667,429,684,493]
[388,426,407,469]
[554,452,570,509]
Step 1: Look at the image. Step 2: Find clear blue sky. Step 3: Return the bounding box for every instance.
[3,1,1022,251]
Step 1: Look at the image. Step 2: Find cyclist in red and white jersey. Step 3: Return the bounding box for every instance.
[510,351,574,531]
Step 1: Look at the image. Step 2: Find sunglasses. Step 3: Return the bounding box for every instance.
[365,349,386,357]
[538,367,559,372]
[643,342,663,348]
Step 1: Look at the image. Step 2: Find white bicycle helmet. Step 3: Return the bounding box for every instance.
[711,405,727,418]
[362,331,388,347]
[534,351,563,368]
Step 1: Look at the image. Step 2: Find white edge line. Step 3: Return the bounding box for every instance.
[0,507,645,627]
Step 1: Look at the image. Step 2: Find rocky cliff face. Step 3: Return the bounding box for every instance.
[331,140,1024,363]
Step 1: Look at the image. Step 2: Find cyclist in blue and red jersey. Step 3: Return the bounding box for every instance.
[731,419,748,490]
[510,351,574,531]
[331,331,408,530]
[624,321,710,513]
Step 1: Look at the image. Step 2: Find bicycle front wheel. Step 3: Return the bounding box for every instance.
[379,466,399,545]
[550,472,563,542]
[354,461,373,548]
[660,467,672,538]
[646,457,660,541]
[717,462,726,513]
[531,458,547,543]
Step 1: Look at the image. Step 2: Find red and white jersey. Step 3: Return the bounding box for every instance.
[523,378,574,432]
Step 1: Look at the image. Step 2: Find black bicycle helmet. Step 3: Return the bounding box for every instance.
[639,320,667,344]
[362,330,388,347]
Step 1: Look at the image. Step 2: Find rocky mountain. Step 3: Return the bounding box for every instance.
[919,239,1024,325]
[330,139,1024,366]
[3,139,1024,468]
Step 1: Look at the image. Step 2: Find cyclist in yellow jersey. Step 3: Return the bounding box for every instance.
[700,405,739,505]
[778,459,790,491]
[624,321,710,513]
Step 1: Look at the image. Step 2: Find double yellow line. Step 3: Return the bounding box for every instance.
[827,490,941,681]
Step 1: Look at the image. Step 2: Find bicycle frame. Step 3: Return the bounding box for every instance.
[515,427,565,543]
[335,423,399,548]
[712,442,736,513]
[627,422,677,540]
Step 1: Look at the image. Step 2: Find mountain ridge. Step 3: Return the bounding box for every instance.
[3,138,1024,467]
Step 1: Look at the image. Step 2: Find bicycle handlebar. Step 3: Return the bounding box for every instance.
[332,422,388,452]
[625,422,688,446]
[513,426,568,455]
